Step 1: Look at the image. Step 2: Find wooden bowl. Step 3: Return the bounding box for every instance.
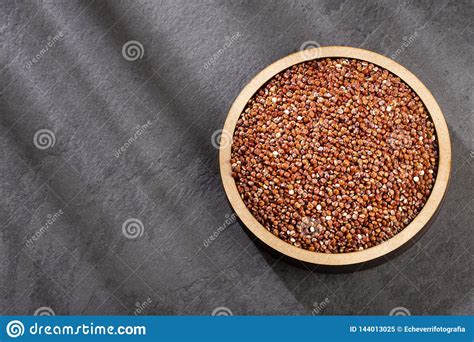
[219,46,451,268]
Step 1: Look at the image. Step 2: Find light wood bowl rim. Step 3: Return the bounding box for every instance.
[219,46,451,266]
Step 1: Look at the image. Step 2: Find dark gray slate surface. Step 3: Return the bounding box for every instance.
[1,0,472,315]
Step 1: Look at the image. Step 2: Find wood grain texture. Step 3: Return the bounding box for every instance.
[219,46,451,268]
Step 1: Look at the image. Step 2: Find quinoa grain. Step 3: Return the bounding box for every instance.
[231,58,438,253]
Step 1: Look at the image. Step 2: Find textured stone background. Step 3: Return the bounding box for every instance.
[1,0,472,315]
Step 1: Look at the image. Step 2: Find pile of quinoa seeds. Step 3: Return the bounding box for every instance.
[231,58,439,253]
